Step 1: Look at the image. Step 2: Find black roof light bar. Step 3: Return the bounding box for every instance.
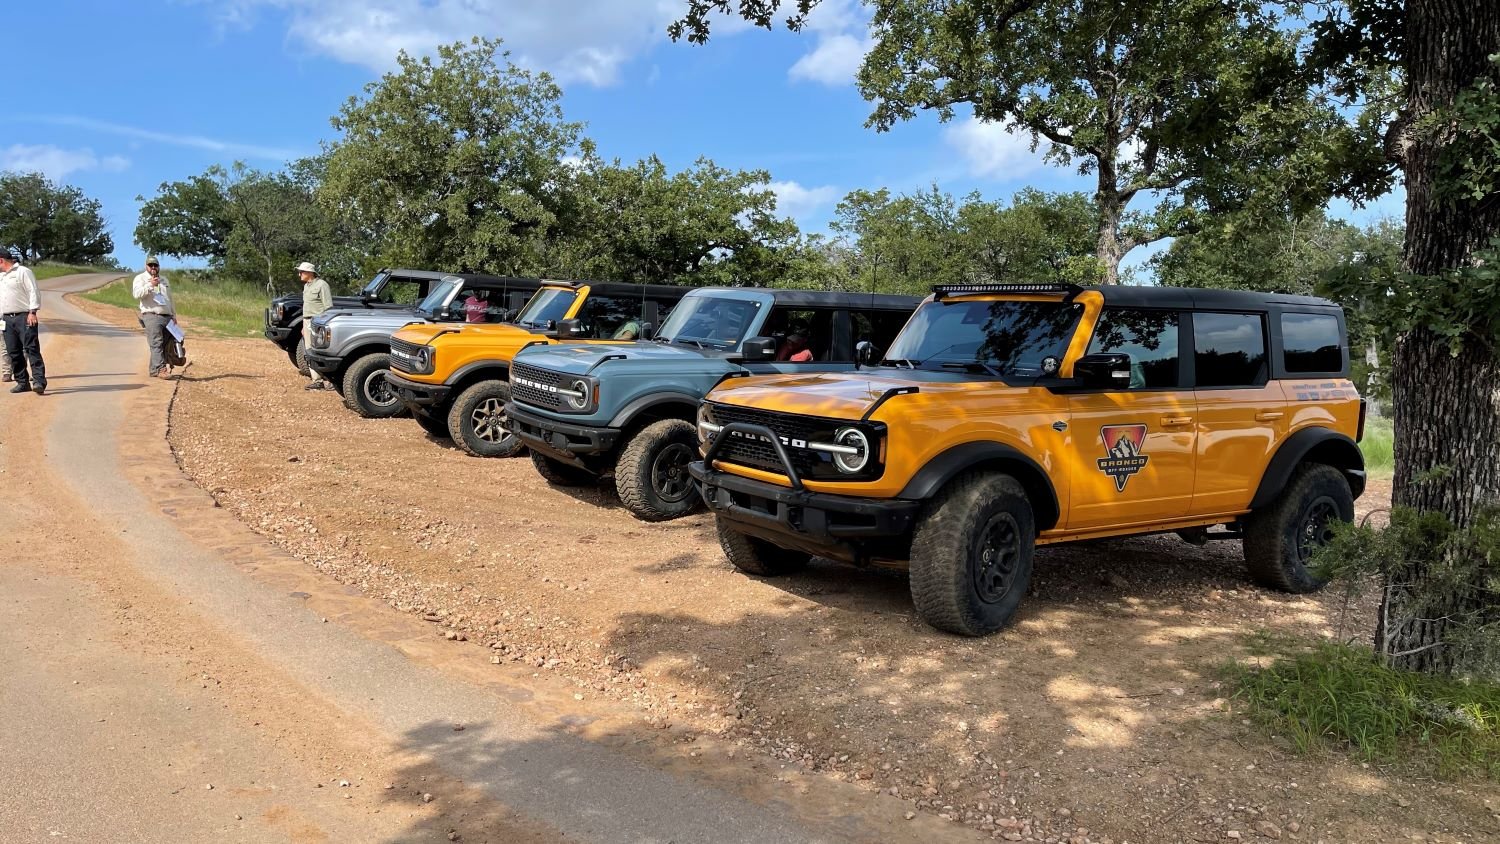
[933,282,1083,299]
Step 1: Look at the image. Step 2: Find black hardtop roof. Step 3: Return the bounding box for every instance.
[385,268,545,287]
[1092,284,1339,311]
[690,286,921,310]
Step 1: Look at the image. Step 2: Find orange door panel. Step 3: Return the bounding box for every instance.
[1191,384,1286,513]
[1064,391,1197,530]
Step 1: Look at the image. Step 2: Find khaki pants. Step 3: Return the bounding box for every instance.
[303,323,326,385]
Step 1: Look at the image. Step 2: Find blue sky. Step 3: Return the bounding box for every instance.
[10,0,1403,277]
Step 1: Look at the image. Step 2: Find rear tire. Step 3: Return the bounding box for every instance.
[717,520,811,576]
[414,411,449,439]
[615,419,702,521]
[1243,463,1353,593]
[342,353,404,418]
[448,380,524,457]
[289,337,310,376]
[531,451,596,486]
[909,471,1035,636]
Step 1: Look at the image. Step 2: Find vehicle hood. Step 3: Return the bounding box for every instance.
[272,293,365,308]
[317,307,426,332]
[393,321,539,347]
[708,368,992,420]
[513,341,728,376]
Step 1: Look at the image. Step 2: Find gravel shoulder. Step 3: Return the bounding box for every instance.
[82,296,1499,844]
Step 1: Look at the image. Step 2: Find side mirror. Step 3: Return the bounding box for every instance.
[855,340,876,368]
[637,321,655,341]
[360,291,378,305]
[1075,353,1132,387]
[557,318,588,340]
[436,307,456,322]
[741,336,777,362]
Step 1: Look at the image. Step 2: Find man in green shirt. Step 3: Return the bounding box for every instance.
[298,261,333,391]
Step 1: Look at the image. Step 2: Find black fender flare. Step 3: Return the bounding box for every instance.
[607,392,701,430]
[1250,427,1366,509]
[445,362,511,390]
[899,442,1061,530]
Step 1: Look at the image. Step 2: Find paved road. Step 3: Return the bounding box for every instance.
[0,275,947,844]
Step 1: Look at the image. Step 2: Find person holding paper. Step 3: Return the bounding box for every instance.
[0,247,45,394]
[132,256,176,379]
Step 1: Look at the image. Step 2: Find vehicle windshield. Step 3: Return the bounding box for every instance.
[359,271,390,297]
[415,278,462,315]
[882,298,1084,378]
[514,287,578,329]
[654,295,764,350]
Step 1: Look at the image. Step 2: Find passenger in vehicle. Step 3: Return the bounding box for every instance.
[776,330,814,362]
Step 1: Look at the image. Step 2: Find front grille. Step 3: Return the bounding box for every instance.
[708,403,840,478]
[510,362,567,410]
[389,337,424,374]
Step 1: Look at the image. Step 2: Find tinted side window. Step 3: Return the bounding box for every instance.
[578,294,683,339]
[1194,312,1268,388]
[457,287,511,323]
[1086,308,1180,389]
[1281,313,1343,374]
[851,310,910,357]
[762,308,836,361]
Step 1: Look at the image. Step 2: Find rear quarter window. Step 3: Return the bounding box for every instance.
[1281,312,1344,374]
[1193,312,1268,388]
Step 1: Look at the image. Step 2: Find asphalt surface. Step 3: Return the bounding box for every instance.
[0,274,937,844]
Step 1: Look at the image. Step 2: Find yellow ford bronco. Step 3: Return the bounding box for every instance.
[386,281,688,456]
[689,282,1367,636]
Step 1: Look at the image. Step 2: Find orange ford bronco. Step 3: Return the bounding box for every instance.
[385,281,687,456]
[689,283,1366,636]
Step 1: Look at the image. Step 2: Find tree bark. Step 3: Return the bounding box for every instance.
[1095,157,1124,285]
[1379,0,1500,675]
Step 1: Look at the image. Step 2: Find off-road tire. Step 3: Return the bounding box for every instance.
[414,411,449,439]
[909,471,1035,637]
[448,380,524,458]
[717,520,811,576]
[341,353,404,419]
[1242,463,1353,593]
[615,419,702,521]
[531,451,596,486]
[289,336,310,376]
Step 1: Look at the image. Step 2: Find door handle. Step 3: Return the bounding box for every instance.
[1160,416,1194,427]
[1255,411,1284,422]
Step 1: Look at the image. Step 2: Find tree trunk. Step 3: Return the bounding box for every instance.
[1095,167,1124,285]
[1378,0,1500,675]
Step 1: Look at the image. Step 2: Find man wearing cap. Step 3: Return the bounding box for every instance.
[298,261,333,390]
[132,257,176,378]
[0,248,45,394]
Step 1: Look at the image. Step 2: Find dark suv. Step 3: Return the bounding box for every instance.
[266,268,447,374]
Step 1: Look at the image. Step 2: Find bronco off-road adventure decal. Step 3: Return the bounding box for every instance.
[1098,424,1150,492]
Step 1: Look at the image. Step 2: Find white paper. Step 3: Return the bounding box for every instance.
[153,292,169,307]
[166,320,185,342]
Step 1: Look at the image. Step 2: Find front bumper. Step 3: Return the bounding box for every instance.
[506,403,620,467]
[386,371,453,412]
[264,310,295,344]
[303,349,345,377]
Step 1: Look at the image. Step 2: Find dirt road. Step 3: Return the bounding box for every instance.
[2,274,951,844]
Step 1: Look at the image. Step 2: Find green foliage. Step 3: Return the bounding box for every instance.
[1312,507,1500,681]
[0,172,114,264]
[82,270,268,337]
[135,172,234,260]
[320,37,583,276]
[553,155,800,285]
[674,1,1385,282]
[32,262,126,280]
[1225,642,1500,779]
[829,185,1099,294]
[1360,416,1394,476]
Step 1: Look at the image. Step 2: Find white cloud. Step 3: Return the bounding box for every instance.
[942,117,1044,180]
[787,0,871,86]
[211,0,683,87]
[788,33,872,85]
[21,114,302,161]
[769,180,839,220]
[0,144,131,180]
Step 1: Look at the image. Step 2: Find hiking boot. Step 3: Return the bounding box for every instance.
[9,383,31,394]
[304,381,326,391]
[32,384,45,395]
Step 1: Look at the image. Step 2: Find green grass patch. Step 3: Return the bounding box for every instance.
[33,262,126,280]
[1360,416,1395,477]
[1225,641,1500,779]
[81,272,269,338]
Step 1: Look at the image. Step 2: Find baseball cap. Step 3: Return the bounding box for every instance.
[146,256,160,266]
[295,261,317,273]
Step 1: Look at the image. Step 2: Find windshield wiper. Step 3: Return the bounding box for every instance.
[940,361,1003,377]
[880,358,918,369]
[673,338,707,349]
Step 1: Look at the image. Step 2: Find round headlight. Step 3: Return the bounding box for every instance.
[832,427,871,474]
[696,403,717,434]
[566,378,591,410]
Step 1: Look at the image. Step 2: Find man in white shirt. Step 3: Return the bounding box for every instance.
[0,248,45,395]
[131,256,176,379]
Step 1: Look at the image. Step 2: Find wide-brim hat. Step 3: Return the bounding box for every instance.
[295,261,317,273]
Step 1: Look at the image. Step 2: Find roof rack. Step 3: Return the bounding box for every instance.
[932,282,1082,299]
